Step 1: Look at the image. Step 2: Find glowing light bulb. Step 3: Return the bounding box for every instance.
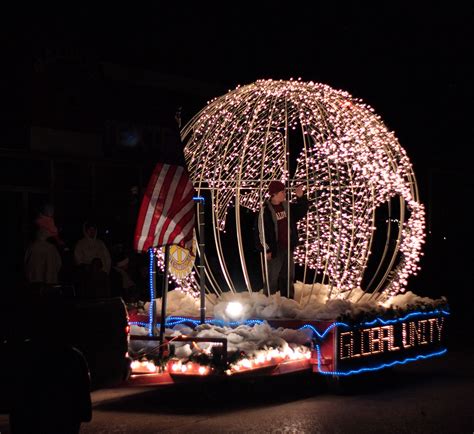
[225,302,243,319]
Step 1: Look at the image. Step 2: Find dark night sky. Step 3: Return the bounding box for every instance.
[28,3,470,272]
[5,4,470,224]
[12,3,472,231]
[2,4,472,335]
[18,3,471,171]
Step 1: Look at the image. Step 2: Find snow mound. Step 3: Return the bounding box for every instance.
[142,281,447,323]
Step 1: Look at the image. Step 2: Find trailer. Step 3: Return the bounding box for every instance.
[126,79,449,389]
[125,308,449,387]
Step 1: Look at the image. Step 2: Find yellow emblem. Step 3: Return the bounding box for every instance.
[163,234,196,280]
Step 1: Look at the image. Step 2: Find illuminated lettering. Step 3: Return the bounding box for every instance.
[419,320,429,345]
[351,331,361,358]
[402,322,412,348]
[340,331,353,360]
[371,328,382,354]
[410,321,420,346]
[338,316,446,361]
[381,325,399,351]
[428,318,436,342]
[434,318,444,341]
[409,320,431,346]
[361,328,373,356]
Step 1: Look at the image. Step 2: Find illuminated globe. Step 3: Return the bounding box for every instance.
[182,79,425,302]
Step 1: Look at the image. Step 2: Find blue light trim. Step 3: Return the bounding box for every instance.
[299,309,450,342]
[130,309,449,340]
[193,196,205,203]
[165,316,264,328]
[299,322,349,340]
[129,321,149,328]
[148,248,155,336]
[315,344,448,376]
[129,316,265,331]
[361,309,450,327]
[165,317,200,327]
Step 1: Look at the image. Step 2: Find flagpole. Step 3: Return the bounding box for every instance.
[194,196,206,324]
[149,248,157,336]
[158,244,170,360]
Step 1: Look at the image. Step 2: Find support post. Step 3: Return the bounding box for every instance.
[148,248,157,336]
[194,196,206,324]
[158,245,170,359]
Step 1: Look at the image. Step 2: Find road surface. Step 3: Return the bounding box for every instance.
[1,350,472,433]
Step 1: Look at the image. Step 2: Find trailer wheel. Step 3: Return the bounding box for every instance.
[323,375,346,394]
[9,341,91,434]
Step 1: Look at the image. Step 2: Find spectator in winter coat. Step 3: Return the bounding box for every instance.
[74,222,111,274]
[34,202,65,248]
[24,229,62,286]
[255,181,308,299]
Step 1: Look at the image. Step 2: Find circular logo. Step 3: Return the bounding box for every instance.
[164,234,196,280]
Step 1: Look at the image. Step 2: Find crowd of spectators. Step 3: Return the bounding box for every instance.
[23,202,152,303]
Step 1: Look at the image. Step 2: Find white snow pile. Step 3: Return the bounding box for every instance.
[129,321,312,361]
[149,289,202,317]
[142,281,447,323]
[175,321,311,358]
[130,283,447,365]
[381,290,448,311]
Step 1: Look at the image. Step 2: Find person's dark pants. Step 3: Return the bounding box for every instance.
[266,246,295,298]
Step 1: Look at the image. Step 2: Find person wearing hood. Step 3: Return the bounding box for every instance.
[24,228,62,286]
[255,181,308,299]
[34,202,65,248]
[74,222,111,274]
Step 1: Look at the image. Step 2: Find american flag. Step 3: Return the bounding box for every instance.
[134,162,195,252]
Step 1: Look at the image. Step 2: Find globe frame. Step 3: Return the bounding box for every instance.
[180,79,425,303]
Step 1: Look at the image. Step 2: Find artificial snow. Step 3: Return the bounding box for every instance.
[131,283,447,364]
[130,320,312,361]
[143,281,447,323]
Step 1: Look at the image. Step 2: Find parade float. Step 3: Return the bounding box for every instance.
[126,79,448,386]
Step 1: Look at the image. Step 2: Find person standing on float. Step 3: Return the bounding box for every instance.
[255,181,308,299]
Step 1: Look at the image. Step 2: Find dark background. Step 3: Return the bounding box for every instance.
[1,4,472,346]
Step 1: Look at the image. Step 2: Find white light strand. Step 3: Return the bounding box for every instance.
[182,79,425,301]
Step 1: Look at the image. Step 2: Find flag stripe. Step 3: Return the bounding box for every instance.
[156,166,189,246]
[165,194,195,242]
[169,208,195,246]
[136,164,173,251]
[134,162,195,252]
[134,164,162,250]
[160,179,194,242]
[142,164,175,250]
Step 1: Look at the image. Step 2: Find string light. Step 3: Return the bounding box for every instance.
[298,309,449,341]
[182,79,425,301]
[315,344,447,376]
[131,310,448,338]
[129,310,448,376]
[148,248,156,336]
[154,247,200,297]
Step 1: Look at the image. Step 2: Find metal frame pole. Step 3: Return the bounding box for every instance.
[148,248,157,336]
[194,196,206,324]
[158,245,170,359]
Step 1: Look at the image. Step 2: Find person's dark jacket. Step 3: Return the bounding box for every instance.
[254,196,309,258]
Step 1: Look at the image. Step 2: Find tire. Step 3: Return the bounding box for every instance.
[9,341,92,433]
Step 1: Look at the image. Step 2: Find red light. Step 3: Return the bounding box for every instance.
[125,325,131,335]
